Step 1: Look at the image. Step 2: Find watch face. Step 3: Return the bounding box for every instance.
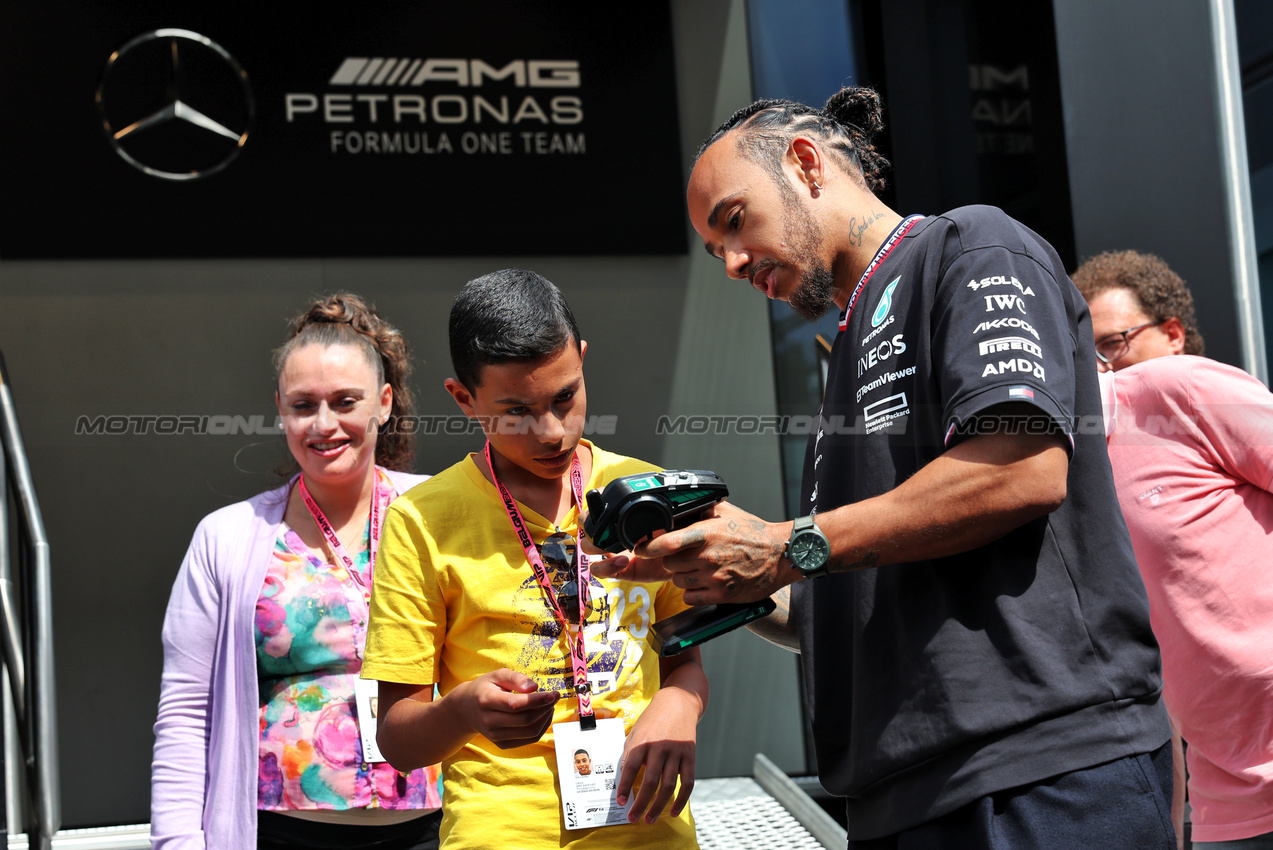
[791,533,830,570]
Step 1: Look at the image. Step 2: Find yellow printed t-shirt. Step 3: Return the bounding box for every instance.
[363,441,697,850]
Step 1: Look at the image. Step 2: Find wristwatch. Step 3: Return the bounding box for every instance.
[786,515,831,578]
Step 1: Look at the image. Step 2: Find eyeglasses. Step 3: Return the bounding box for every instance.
[1094,320,1166,365]
[541,532,596,625]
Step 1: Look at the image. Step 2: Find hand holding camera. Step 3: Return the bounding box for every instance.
[581,470,776,655]
[582,469,729,554]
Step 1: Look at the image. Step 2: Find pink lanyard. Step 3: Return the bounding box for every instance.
[484,441,596,730]
[298,472,382,613]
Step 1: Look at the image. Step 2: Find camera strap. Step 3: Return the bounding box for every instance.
[484,441,597,730]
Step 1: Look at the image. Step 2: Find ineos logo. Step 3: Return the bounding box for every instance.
[96,29,253,181]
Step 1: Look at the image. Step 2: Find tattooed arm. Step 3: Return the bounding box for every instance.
[594,429,1067,605]
[745,586,799,652]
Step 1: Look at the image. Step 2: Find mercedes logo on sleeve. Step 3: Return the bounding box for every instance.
[96,29,254,181]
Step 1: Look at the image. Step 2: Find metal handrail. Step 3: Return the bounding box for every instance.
[0,351,60,850]
[752,753,847,849]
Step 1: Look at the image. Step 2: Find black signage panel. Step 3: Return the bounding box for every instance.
[0,3,686,258]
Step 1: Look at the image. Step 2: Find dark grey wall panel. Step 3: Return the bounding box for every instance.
[1054,0,1259,373]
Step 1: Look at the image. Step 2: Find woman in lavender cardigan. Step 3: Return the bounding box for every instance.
[151,295,440,849]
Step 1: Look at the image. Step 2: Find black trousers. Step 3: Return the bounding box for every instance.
[849,742,1175,850]
[257,809,442,850]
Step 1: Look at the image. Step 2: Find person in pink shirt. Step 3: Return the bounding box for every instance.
[1075,249,1204,372]
[1076,251,1273,849]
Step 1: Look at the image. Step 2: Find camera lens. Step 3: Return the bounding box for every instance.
[617,496,673,550]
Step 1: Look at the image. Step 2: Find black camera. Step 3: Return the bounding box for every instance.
[582,470,728,554]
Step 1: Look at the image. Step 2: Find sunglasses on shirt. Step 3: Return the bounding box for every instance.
[541,532,598,625]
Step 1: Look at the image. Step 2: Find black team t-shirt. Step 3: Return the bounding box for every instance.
[790,206,1168,840]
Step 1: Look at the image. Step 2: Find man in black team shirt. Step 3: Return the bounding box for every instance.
[593,88,1173,848]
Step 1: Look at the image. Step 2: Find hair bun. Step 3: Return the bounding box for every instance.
[822,87,884,141]
[293,293,373,335]
[819,86,889,193]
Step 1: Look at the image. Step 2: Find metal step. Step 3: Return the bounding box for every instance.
[7,754,845,850]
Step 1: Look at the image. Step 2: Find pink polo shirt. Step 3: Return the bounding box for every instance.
[1102,355,1273,842]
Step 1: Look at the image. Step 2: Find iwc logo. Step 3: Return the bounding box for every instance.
[96,29,254,180]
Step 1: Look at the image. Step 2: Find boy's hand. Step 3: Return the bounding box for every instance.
[581,512,677,584]
[616,685,698,823]
[586,550,675,584]
[577,510,632,560]
[458,668,560,749]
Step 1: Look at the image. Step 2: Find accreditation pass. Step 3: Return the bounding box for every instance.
[553,718,634,829]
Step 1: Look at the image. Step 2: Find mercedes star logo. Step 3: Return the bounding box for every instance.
[96,29,254,181]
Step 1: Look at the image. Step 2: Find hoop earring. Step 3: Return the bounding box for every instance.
[812,180,823,190]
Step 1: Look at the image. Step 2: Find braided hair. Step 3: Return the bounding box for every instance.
[695,86,890,193]
[273,292,416,471]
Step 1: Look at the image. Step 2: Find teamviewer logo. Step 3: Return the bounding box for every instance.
[96,29,254,180]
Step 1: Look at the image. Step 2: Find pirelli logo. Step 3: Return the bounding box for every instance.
[977,336,1042,358]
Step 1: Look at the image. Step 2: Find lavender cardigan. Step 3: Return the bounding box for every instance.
[150,470,428,849]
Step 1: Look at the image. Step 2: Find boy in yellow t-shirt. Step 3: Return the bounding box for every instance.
[363,269,706,850]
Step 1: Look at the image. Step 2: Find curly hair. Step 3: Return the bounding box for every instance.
[694,86,890,193]
[1071,250,1204,356]
[273,292,416,472]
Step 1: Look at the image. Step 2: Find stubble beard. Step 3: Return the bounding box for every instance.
[781,186,836,322]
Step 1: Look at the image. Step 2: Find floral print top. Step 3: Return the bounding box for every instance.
[255,470,442,812]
